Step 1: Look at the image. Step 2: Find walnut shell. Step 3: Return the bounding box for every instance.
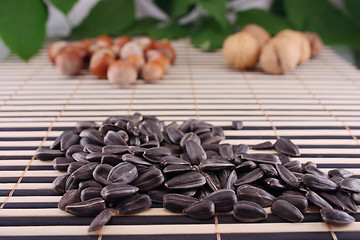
[222,32,260,70]
[304,32,323,58]
[241,24,271,48]
[260,37,301,74]
[275,29,311,65]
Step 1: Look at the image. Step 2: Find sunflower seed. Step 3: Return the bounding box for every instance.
[99,123,123,135]
[320,208,355,225]
[233,144,249,156]
[122,154,152,166]
[165,171,206,190]
[302,174,338,191]
[163,193,199,213]
[273,138,300,157]
[104,131,127,146]
[58,189,81,211]
[67,162,84,174]
[242,153,281,165]
[53,157,75,171]
[234,168,264,186]
[116,194,152,214]
[235,161,257,173]
[305,190,333,209]
[143,147,172,163]
[51,130,73,149]
[101,154,122,166]
[332,191,358,213]
[278,194,308,213]
[65,145,83,159]
[264,178,287,191]
[102,145,129,155]
[199,157,235,171]
[160,156,190,167]
[271,199,304,223]
[330,176,344,186]
[72,152,89,164]
[212,126,225,139]
[148,189,167,204]
[163,164,193,175]
[72,162,99,180]
[86,152,104,162]
[107,162,138,184]
[92,164,112,185]
[303,165,329,179]
[35,148,65,161]
[317,192,352,212]
[251,141,273,150]
[65,197,106,217]
[225,170,238,190]
[340,178,360,193]
[183,200,215,220]
[61,132,80,151]
[202,171,222,191]
[52,174,69,194]
[180,132,201,148]
[202,189,236,212]
[236,184,275,207]
[80,129,104,146]
[328,169,353,179]
[101,183,138,201]
[233,201,267,222]
[131,167,164,192]
[219,144,234,160]
[80,187,102,201]
[259,164,278,177]
[283,160,302,173]
[232,121,243,130]
[276,164,300,188]
[79,179,103,191]
[179,119,196,132]
[76,121,97,129]
[352,193,360,204]
[185,140,207,165]
[88,209,112,232]
[166,127,184,144]
[65,176,80,191]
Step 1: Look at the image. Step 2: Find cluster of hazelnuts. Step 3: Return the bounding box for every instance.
[222,24,323,74]
[48,35,176,86]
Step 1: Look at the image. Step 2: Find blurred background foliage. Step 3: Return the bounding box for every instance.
[0,0,360,67]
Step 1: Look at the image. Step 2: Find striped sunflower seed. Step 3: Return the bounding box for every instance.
[233,201,267,222]
[163,193,199,213]
[320,208,355,225]
[80,187,102,201]
[165,171,206,190]
[340,178,360,193]
[202,189,236,213]
[93,164,113,185]
[183,200,215,220]
[88,209,112,232]
[302,174,338,191]
[131,167,164,192]
[65,197,106,217]
[100,183,138,201]
[143,147,172,163]
[305,190,333,209]
[242,153,281,165]
[185,139,207,165]
[35,148,65,161]
[52,174,69,194]
[276,164,300,188]
[219,144,234,160]
[53,157,75,171]
[71,162,99,181]
[116,194,152,214]
[234,168,264,186]
[58,189,81,211]
[271,199,304,223]
[107,162,138,184]
[278,194,308,213]
[236,184,275,207]
[273,138,300,157]
[328,169,353,179]
[251,141,273,150]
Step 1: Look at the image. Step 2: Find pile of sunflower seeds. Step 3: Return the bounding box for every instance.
[35,113,359,232]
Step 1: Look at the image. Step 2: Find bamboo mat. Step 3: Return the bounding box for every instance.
[0,38,360,240]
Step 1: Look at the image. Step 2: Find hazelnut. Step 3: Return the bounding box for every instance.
[114,36,132,49]
[304,32,323,58]
[135,37,155,55]
[96,35,113,48]
[89,49,115,79]
[126,55,145,72]
[222,32,260,69]
[154,40,176,64]
[55,51,83,75]
[259,37,301,74]
[48,41,68,64]
[275,30,311,65]
[241,24,271,48]
[141,61,165,82]
[107,60,137,86]
[120,42,144,59]
[146,50,170,72]
[63,45,88,60]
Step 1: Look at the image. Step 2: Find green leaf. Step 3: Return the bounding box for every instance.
[344,0,360,26]
[149,23,190,40]
[0,0,48,60]
[236,8,291,35]
[284,0,360,47]
[270,0,286,17]
[120,18,159,37]
[70,0,135,39]
[155,0,196,20]
[50,0,77,15]
[199,0,228,30]
[191,20,234,51]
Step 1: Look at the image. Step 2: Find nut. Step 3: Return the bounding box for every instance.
[114,36,132,49]
[304,32,323,58]
[241,24,271,48]
[259,37,300,74]
[222,32,260,70]
[126,55,145,72]
[146,50,170,72]
[120,42,144,59]
[107,60,137,86]
[55,51,83,75]
[48,41,68,64]
[96,35,113,48]
[89,49,116,79]
[141,61,165,82]
[154,40,176,64]
[275,30,311,65]
[63,45,88,60]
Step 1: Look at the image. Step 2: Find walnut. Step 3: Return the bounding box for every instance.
[259,37,301,74]
[241,24,271,48]
[304,32,323,58]
[222,32,260,70]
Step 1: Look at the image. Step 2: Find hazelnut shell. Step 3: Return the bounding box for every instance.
[154,40,176,64]
[304,32,323,58]
[89,50,115,79]
[55,51,83,75]
[241,24,271,48]
[107,60,137,86]
[141,61,165,82]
